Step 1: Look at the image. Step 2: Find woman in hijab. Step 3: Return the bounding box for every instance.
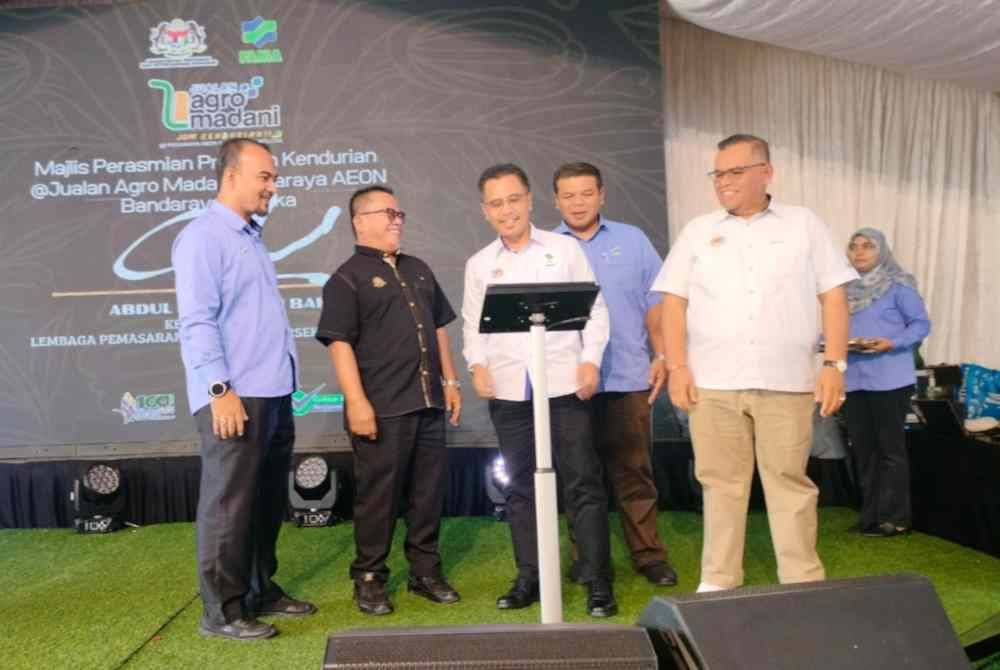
[843,228,930,537]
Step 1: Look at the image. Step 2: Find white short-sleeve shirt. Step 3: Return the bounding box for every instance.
[462,225,610,401]
[651,200,857,392]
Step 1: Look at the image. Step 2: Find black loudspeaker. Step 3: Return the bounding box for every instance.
[324,623,658,669]
[637,573,969,669]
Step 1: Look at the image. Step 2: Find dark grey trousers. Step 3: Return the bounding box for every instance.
[195,395,294,624]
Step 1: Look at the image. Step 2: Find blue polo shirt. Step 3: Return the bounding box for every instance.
[172,200,298,414]
[555,216,663,393]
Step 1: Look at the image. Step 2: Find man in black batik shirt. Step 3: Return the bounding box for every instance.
[316,186,463,616]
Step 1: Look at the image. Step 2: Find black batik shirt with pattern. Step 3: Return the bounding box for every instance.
[316,245,456,418]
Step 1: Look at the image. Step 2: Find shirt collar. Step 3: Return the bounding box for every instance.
[715,195,781,225]
[494,224,545,257]
[356,244,401,262]
[553,215,609,241]
[210,200,259,235]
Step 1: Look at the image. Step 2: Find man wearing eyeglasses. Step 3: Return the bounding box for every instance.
[461,163,617,618]
[652,134,857,593]
[315,185,463,616]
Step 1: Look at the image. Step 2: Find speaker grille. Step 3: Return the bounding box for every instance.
[324,624,657,669]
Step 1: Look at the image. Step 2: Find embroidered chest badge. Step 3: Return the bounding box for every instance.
[543,253,556,267]
[372,276,387,288]
[492,268,503,279]
[709,235,725,247]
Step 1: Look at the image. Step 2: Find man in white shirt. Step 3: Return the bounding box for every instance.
[652,134,857,592]
[462,163,616,617]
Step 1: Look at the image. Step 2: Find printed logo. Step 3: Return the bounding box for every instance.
[140,19,219,70]
[147,75,282,148]
[492,268,503,279]
[291,384,344,417]
[600,245,622,262]
[112,392,176,424]
[372,276,387,288]
[543,253,557,267]
[240,16,283,64]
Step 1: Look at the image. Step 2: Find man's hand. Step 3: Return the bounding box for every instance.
[815,366,846,417]
[211,391,249,440]
[576,362,600,401]
[667,365,699,412]
[648,357,668,405]
[471,365,496,399]
[865,337,893,353]
[347,397,378,440]
[444,385,462,426]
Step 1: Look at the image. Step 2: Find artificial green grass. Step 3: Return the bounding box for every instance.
[2,508,998,669]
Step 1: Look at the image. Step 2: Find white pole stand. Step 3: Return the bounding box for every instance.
[530,314,563,624]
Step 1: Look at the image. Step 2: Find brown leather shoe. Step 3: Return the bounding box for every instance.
[638,561,678,586]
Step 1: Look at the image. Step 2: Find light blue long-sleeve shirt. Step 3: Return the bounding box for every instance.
[172,201,298,415]
[845,283,930,392]
[554,217,663,393]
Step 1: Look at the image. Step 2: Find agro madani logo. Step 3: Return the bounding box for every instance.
[147,75,281,133]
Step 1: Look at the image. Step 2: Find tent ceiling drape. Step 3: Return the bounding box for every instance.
[666,0,1000,92]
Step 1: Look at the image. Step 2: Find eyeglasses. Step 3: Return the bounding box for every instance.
[483,193,528,211]
[706,163,767,181]
[357,207,405,222]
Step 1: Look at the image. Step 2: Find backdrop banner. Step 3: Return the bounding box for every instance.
[0,1,666,455]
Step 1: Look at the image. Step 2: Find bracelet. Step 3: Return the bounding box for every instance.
[442,378,461,388]
[665,362,687,372]
[653,353,666,362]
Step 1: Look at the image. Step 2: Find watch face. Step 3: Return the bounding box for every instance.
[210,382,228,397]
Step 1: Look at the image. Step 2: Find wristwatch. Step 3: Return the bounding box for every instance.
[208,380,231,398]
[823,360,847,373]
[442,378,462,389]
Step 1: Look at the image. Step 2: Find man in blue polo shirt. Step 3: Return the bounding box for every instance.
[173,138,315,641]
[553,162,678,586]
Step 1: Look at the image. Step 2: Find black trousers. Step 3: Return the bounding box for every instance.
[844,385,914,529]
[489,394,611,583]
[195,395,294,624]
[350,408,448,582]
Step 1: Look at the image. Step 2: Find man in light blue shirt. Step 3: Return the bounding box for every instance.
[173,138,314,641]
[553,162,677,586]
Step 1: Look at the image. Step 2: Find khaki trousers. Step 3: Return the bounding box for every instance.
[689,388,825,588]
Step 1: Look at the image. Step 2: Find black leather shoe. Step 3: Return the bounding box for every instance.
[638,561,678,586]
[257,594,317,617]
[496,578,539,610]
[864,522,911,537]
[199,617,276,641]
[354,574,393,616]
[408,574,460,604]
[586,578,618,618]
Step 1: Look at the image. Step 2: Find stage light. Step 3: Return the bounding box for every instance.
[484,454,510,521]
[289,454,339,527]
[71,462,126,533]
